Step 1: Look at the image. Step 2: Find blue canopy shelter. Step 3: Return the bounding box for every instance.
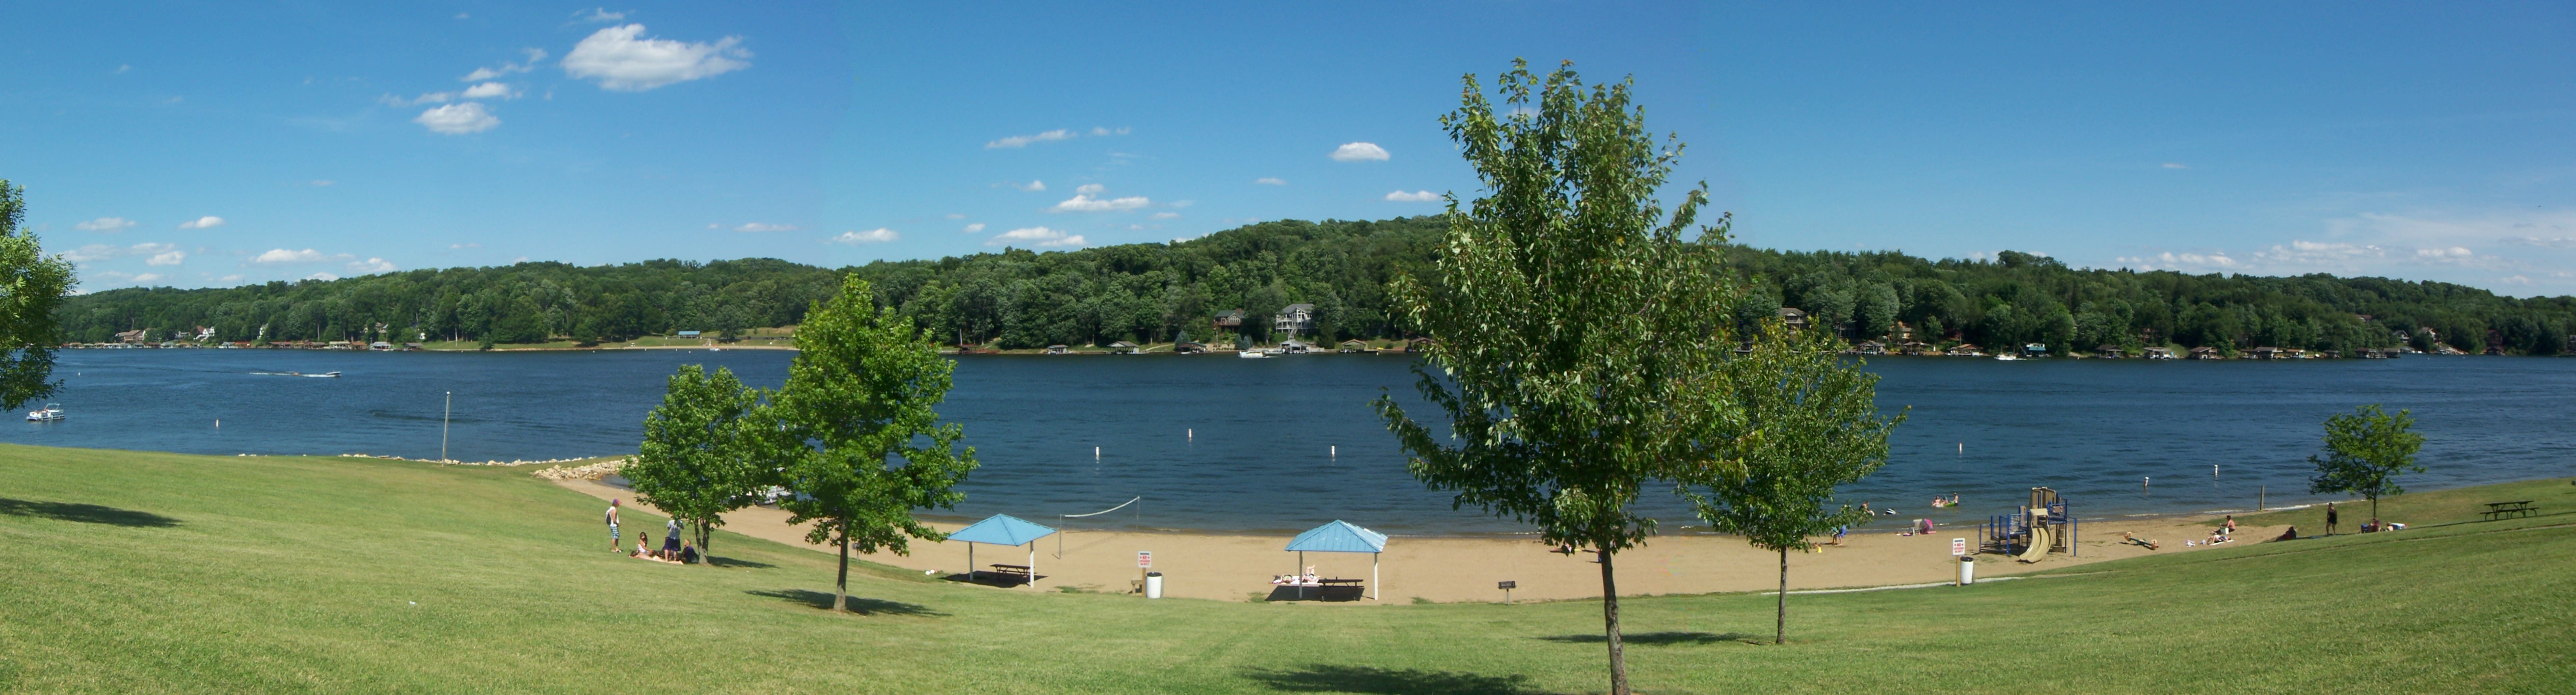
[950,514,1058,587]
[1285,520,1388,600]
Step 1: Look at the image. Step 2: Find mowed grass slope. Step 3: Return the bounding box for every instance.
[1,443,2568,694]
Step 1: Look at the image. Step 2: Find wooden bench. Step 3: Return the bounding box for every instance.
[982,564,1032,583]
[2481,500,2538,521]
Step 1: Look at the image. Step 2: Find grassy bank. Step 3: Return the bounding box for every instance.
[2,443,2567,693]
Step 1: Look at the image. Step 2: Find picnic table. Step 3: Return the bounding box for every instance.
[981,564,1033,583]
[2481,500,2538,521]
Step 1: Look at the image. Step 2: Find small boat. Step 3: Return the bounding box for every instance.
[308,371,341,378]
[1994,355,2021,361]
[1237,350,1268,359]
[25,403,64,422]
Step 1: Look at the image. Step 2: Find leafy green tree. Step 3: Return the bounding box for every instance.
[1374,60,1735,695]
[0,180,76,409]
[2307,404,2426,522]
[775,275,978,612]
[628,364,770,558]
[1680,320,1903,644]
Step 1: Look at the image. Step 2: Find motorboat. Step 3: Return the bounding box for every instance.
[1237,350,1268,359]
[25,403,64,422]
[1994,354,2021,361]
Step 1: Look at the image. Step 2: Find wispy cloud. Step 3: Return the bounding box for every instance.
[415,102,499,134]
[75,217,137,233]
[1051,194,1150,212]
[574,7,627,23]
[146,249,186,266]
[64,242,179,263]
[1149,212,1180,220]
[1007,180,1047,192]
[1076,183,1104,195]
[346,257,396,274]
[1383,190,1439,202]
[462,48,548,82]
[1331,142,1390,162]
[986,129,1075,149]
[1254,177,1286,185]
[309,180,335,187]
[732,223,798,233]
[2162,163,2189,169]
[254,248,352,264]
[962,223,985,233]
[562,24,749,91]
[831,228,898,244]
[988,226,1085,247]
[380,92,454,106]
[176,216,224,229]
[460,82,518,99]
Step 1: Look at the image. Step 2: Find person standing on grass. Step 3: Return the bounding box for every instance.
[662,517,684,561]
[606,499,623,552]
[2325,502,2339,536]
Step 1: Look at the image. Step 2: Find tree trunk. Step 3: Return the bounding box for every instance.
[834,517,851,612]
[1776,546,1789,645]
[1598,548,1629,695]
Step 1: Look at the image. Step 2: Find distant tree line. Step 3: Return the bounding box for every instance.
[52,217,2576,354]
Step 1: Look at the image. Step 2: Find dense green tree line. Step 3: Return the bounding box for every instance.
[52,217,2576,354]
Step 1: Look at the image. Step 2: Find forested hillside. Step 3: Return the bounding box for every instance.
[56,215,2576,355]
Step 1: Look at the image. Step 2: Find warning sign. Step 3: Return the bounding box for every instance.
[1952,538,1968,556]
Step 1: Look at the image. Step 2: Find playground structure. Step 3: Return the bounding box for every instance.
[1979,487,2077,560]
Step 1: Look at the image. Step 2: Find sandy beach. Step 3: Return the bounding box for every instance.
[556,478,2277,603]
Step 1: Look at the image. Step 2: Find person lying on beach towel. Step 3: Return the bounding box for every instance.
[2120,532,2159,550]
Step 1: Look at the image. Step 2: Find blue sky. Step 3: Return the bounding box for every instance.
[5,2,2571,296]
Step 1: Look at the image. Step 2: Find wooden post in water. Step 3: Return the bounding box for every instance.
[2259,486,2265,511]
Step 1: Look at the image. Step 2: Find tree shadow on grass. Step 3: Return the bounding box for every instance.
[706,556,775,570]
[0,498,179,527]
[743,589,946,617]
[1537,631,1755,646]
[1243,664,1557,695]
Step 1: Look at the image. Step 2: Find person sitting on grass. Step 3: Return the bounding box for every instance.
[634,533,653,558]
[660,529,683,560]
[679,542,700,564]
[2119,531,2159,550]
[2272,526,2299,542]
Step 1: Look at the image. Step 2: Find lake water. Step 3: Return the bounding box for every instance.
[9,349,2573,535]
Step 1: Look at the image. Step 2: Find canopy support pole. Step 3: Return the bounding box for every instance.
[967,542,976,583]
[1028,543,1037,590]
[1372,552,1380,601]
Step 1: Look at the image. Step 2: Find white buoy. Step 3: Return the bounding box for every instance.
[1331,445,1337,459]
[1095,446,1101,460]
[1188,429,1193,441]
[2213,464,2219,479]
[1957,442,1963,455]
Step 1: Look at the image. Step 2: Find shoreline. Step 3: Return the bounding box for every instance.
[550,475,2345,604]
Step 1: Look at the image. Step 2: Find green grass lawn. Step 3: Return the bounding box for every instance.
[2,443,2568,693]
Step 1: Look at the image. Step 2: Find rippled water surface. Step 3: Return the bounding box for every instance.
[10,349,2572,534]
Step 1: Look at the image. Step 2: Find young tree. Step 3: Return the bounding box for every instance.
[628,364,769,559]
[775,275,978,612]
[1374,60,1736,695]
[1680,320,1903,645]
[0,180,76,410]
[2307,404,2426,522]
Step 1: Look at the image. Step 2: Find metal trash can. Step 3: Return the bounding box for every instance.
[1144,572,1164,599]
[1958,556,1976,585]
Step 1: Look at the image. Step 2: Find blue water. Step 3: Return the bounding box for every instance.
[8,349,2573,534]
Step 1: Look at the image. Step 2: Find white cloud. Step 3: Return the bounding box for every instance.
[380,92,454,106]
[131,273,163,284]
[2162,163,2189,169]
[460,82,517,99]
[831,228,898,244]
[1011,180,1047,192]
[1050,194,1150,212]
[1088,126,1130,137]
[146,250,186,266]
[115,64,131,74]
[944,213,967,220]
[1254,177,1287,185]
[415,102,499,134]
[575,7,627,22]
[988,226,1084,247]
[255,248,342,263]
[305,272,340,281]
[63,244,126,262]
[463,48,547,82]
[962,223,986,233]
[177,216,224,229]
[2114,251,2240,272]
[733,222,798,233]
[2251,239,2385,266]
[346,257,396,274]
[564,25,749,91]
[450,243,480,249]
[1076,183,1105,195]
[1149,212,1180,220]
[1384,190,1440,202]
[2502,275,2533,285]
[75,217,136,232]
[1331,142,1390,162]
[219,274,244,283]
[985,129,1076,149]
[309,180,335,186]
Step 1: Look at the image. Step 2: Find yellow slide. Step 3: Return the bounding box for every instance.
[2017,524,2052,563]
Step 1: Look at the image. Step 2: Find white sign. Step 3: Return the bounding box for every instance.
[1137,551,1153,569]
[1951,538,1968,556]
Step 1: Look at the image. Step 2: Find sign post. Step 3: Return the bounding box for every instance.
[1952,538,1972,585]
[1136,551,1153,595]
[1497,580,1515,605]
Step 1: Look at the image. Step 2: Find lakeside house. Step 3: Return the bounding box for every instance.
[1778,307,1809,331]
[1214,309,1244,332]
[1107,340,1139,354]
[1275,304,1316,335]
[1279,339,1312,354]
[1338,339,1374,353]
[1945,343,1984,357]
[2142,346,2176,360]
[369,341,394,351]
[2248,346,2280,360]
[2095,344,2125,358]
[2187,346,2221,360]
[1044,344,1070,355]
[1897,340,1933,355]
[116,329,150,344]
[1849,340,1886,356]
[1174,341,1208,354]
[2022,343,2048,357]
